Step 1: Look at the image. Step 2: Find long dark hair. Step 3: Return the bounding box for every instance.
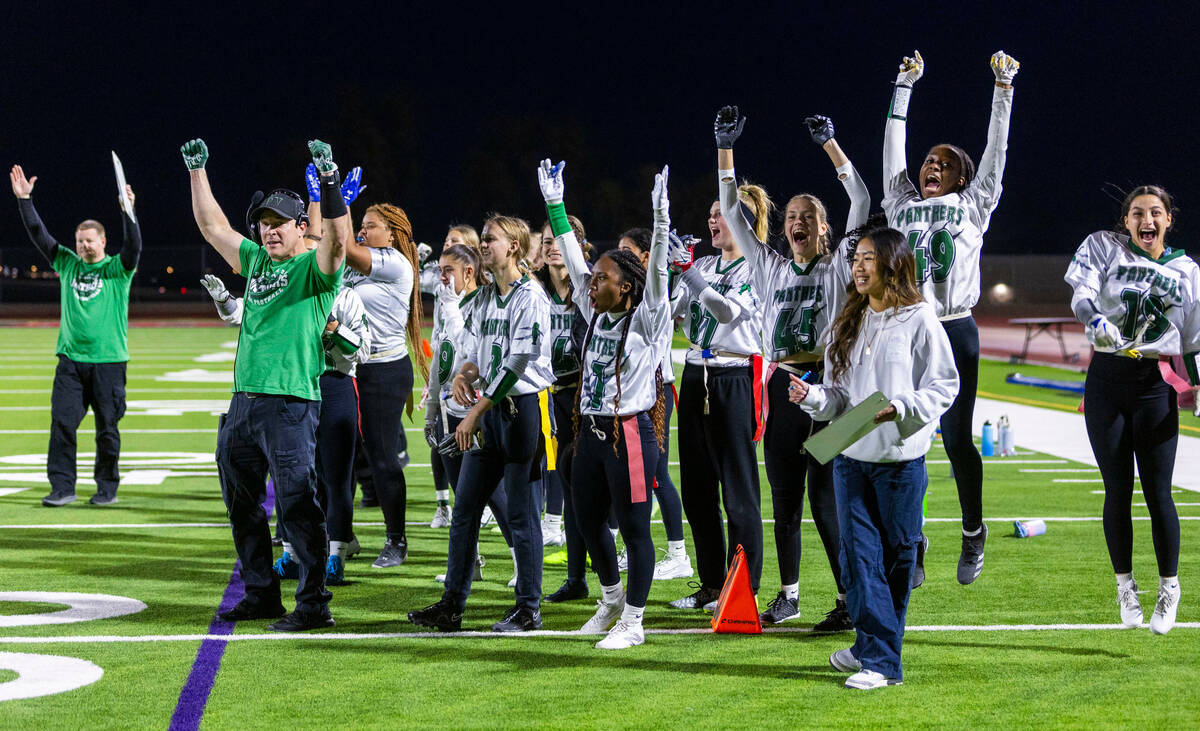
[535,214,592,301]
[826,227,924,384]
[1115,184,1176,237]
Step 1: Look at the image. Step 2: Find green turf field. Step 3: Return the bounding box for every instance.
[1,326,1198,728]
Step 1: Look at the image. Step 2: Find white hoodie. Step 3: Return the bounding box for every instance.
[800,301,959,462]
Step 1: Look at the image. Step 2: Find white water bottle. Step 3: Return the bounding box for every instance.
[998,415,1014,456]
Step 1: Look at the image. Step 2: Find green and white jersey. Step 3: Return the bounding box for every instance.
[51,248,135,363]
[461,275,553,399]
[674,255,762,367]
[234,238,342,400]
[428,288,480,419]
[883,84,1013,319]
[1066,230,1200,377]
[547,288,583,383]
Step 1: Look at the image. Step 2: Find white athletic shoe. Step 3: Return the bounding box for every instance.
[616,548,628,572]
[1150,581,1181,635]
[702,599,718,613]
[480,506,494,528]
[829,648,862,673]
[542,526,565,547]
[844,669,899,690]
[652,552,694,581]
[580,592,626,634]
[430,505,452,529]
[1118,581,1143,628]
[595,619,644,650]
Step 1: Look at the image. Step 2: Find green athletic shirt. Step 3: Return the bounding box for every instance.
[52,248,135,363]
[234,238,343,400]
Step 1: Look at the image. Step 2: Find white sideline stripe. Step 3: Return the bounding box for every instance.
[1053,479,1105,484]
[1138,502,1200,507]
[1020,469,1098,473]
[0,388,232,394]
[0,429,219,435]
[930,459,1066,465]
[1,622,1197,645]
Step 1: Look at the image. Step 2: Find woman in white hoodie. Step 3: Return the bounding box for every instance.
[789,227,958,690]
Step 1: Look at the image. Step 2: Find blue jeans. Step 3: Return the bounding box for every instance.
[834,455,927,680]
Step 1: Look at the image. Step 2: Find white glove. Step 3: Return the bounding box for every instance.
[417,242,432,264]
[436,274,462,307]
[537,158,565,205]
[201,275,230,303]
[651,165,669,216]
[667,230,698,274]
[896,50,924,86]
[1087,315,1121,349]
[990,50,1019,84]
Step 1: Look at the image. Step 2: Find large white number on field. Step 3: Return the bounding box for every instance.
[0,592,147,627]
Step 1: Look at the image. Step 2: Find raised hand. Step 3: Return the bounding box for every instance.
[181,139,209,170]
[896,50,924,86]
[123,184,136,209]
[1087,315,1120,349]
[667,229,697,273]
[305,163,321,202]
[537,159,565,205]
[990,50,1020,85]
[308,140,337,174]
[10,165,37,199]
[436,274,462,305]
[805,115,835,146]
[417,242,433,264]
[714,105,747,149]
[340,166,366,204]
[651,165,669,214]
[200,274,231,303]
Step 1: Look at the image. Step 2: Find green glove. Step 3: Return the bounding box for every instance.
[181,139,209,170]
[308,140,337,175]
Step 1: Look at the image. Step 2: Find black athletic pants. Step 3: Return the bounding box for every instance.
[678,362,762,592]
[356,357,413,542]
[435,413,513,546]
[550,386,596,582]
[655,386,685,543]
[1085,352,1180,576]
[48,356,126,498]
[939,316,983,532]
[316,372,357,543]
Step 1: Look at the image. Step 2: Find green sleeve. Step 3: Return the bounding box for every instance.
[237,238,258,276]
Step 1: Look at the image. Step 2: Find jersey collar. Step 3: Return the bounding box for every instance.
[790,253,824,276]
[714,256,745,275]
[494,275,528,308]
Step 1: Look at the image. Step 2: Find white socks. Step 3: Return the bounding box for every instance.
[1161,576,1179,590]
[602,583,623,605]
[782,583,800,601]
[281,541,294,557]
[544,513,562,532]
[621,603,645,625]
[435,489,450,506]
[510,546,519,579]
[667,540,686,557]
[329,540,347,559]
[1117,572,1135,590]
[963,526,983,538]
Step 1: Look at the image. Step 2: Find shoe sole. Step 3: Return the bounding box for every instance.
[269,618,335,632]
[844,678,902,690]
[760,611,803,624]
[42,496,77,507]
[653,567,695,581]
[829,652,862,673]
[596,637,644,650]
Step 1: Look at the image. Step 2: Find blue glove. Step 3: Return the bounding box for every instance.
[714,105,746,149]
[805,115,835,146]
[305,163,321,203]
[341,166,366,205]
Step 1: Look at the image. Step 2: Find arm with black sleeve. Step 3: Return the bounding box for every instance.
[119,191,142,271]
[11,165,57,263]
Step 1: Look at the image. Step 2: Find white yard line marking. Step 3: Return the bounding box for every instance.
[929,459,1067,465]
[1053,479,1105,483]
[0,429,219,435]
[1020,469,1098,473]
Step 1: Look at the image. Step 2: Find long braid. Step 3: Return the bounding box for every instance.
[649,368,666,452]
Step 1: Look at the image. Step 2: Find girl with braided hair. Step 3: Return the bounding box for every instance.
[537,159,672,650]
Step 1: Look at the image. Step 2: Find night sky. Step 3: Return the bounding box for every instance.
[3,1,1199,274]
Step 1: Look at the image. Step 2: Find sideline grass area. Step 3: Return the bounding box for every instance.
[1,326,1198,727]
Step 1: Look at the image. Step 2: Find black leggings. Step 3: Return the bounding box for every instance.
[654,386,685,543]
[356,358,413,542]
[1085,352,1180,576]
[316,371,358,543]
[551,386,598,582]
[939,316,983,532]
[763,366,842,591]
[436,413,512,546]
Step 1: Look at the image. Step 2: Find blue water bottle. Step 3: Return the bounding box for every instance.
[981,420,995,457]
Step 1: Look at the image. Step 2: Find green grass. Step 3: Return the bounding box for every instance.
[0,326,1198,727]
[0,602,66,616]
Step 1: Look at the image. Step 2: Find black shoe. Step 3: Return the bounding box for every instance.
[912,533,929,589]
[544,579,589,603]
[268,609,335,632]
[759,591,801,624]
[812,599,854,632]
[372,537,408,568]
[218,599,286,622]
[89,493,118,505]
[957,524,987,585]
[492,605,542,632]
[668,584,721,610]
[41,491,77,507]
[408,599,463,632]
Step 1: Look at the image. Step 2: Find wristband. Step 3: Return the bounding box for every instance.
[718,168,735,183]
[320,171,346,220]
[889,84,912,120]
[546,202,571,237]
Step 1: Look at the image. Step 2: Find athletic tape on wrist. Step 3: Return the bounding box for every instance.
[320,172,346,219]
[889,85,912,120]
[546,202,571,237]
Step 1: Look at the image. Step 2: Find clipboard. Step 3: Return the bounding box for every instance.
[112,151,137,224]
[803,391,891,465]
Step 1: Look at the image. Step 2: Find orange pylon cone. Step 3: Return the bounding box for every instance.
[711,544,761,634]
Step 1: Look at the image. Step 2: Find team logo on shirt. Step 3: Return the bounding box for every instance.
[246,270,290,305]
[72,272,103,302]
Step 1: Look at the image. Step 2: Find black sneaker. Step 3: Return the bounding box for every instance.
[668,584,721,610]
[911,533,929,589]
[812,599,854,632]
[544,579,589,603]
[759,591,801,624]
[957,524,987,585]
[492,605,542,632]
[218,599,286,622]
[372,538,408,568]
[41,491,77,507]
[269,609,335,632]
[89,493,118,505]
[408,599,463,632]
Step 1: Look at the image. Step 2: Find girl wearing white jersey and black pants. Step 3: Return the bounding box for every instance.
[669,111,767,610]
[792,227,958,690]
[715,106,868,629]
[409,214,554,633]
[881,49,1019,585]
[1065,186,1200,635]
[538,159,672,649]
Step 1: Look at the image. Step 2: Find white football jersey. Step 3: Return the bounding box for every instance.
[547,288,584,383]
[674,255,762,367]
[345,246,415,362]
[428,289,481,419]
[1065,231,1200,369]
[882,85,1013,319]
[461,276,554,399]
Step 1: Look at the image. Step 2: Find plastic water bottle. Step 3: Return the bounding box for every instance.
[1014,519,1047,538]
[981,420,995,457]
[998,415,1014,456]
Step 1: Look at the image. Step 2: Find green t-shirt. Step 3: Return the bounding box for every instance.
[51,248,135,363]
[234,238,343,400]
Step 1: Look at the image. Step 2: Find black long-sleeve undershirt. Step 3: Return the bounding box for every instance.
[17,197,142,270]
[120,209,142,271]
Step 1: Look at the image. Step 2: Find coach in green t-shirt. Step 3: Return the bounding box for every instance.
[9,164,141,507]
[183,137,349,632]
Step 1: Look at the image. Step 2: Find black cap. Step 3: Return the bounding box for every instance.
[249,188,307,224]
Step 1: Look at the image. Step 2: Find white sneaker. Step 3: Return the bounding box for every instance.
[845,669,899,689]
[430,505,452,528]
[580,593,626,634]
[617,548,628,572]
[480,506,494,528]
[438,554,485,583]
[595,619,644,650]
[507,575,517,588]
[542,527,565,547]
[1118,580,1143,628]
[1150,582,1181,635]
[653,552,694,581]
[829,648,862,673]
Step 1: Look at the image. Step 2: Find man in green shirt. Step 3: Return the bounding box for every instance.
[182,138,349,632]
[9,165,141,507]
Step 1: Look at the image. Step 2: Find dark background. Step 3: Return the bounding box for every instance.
[2,1,1197,298]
